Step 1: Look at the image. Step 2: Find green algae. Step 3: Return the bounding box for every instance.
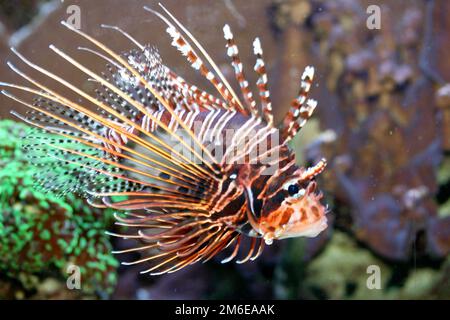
[0,119,119,297]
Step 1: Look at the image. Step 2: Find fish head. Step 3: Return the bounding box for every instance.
[244,158,329,245]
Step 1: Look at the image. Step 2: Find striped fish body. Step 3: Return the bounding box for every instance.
[2,4,329,275]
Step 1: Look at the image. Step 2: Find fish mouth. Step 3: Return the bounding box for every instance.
[274,188,329,240]
[262,215,328,245]
[277,215,328,239]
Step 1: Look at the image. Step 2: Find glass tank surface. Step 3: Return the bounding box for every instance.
[0,0,448,301]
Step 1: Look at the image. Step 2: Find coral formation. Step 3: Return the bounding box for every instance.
[268,0,449,300]
[272,0,450,261]
[0,119,118,298]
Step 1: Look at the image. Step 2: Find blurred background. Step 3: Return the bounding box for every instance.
[0,0,449,299]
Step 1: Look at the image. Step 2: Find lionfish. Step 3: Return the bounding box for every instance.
[1,4,328,275]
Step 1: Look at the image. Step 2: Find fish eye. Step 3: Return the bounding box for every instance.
[287,184,299,196]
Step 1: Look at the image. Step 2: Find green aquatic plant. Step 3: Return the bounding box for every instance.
[300,231,450,299]
[302,231,391,299]
[0,119,118,296]
[437,156,450,218]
